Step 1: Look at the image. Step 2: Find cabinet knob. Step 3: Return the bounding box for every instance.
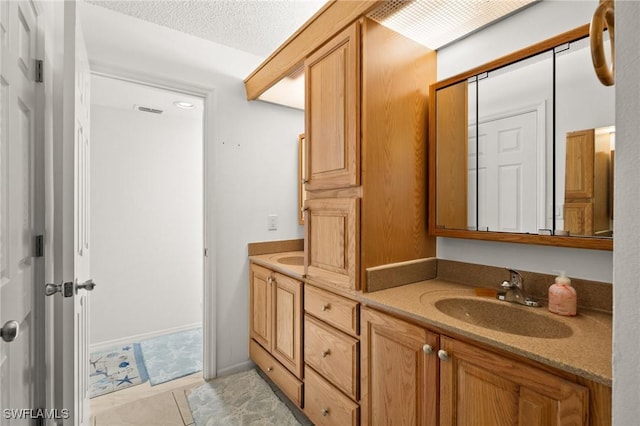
[321,408,329,417]
[437,349,450,361]
[321,303,331,312]
[422,344,434,355]
[266,367,273,372]
[322,349,331,358]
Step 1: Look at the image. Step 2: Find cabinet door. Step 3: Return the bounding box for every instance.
[439,336,588,426]
[361,308,438,426]
[272,272,303,379]
[304,22,360,191]
[249,264,272,351]
[305,198,359,290]
[565,129,595,200]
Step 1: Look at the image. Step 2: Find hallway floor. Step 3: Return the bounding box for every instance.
[91,373,204,425]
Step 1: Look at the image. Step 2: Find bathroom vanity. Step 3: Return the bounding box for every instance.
[249,249,611,425]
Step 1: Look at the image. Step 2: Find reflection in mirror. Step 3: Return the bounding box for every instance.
[555,35,614,237]
[435,80,470,231]
[431,25,614,249]
[475,51,553,234]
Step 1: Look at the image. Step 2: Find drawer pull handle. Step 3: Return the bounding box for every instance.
[438,350,450,361]
[322,349,331,358]
[422,344,434,355]
[321,303,331,312]
[267,367,273,372]
[321,408,329,417]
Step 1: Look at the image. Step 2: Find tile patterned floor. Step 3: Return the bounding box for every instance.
[91,369,311,426]
[187,369,300,426]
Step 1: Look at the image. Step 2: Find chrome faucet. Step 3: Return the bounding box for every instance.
[497,268,539,307]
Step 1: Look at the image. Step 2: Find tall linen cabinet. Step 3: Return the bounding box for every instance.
[303,17,437,293]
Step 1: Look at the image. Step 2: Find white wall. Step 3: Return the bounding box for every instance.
[436,0,613,283]
[614,2,640,422]
[89,103,203,345]
[78,3,304,373]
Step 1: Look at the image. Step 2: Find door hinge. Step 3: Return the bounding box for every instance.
[35,60,43,83]
[204,248,208,257]
[35,235,44,257]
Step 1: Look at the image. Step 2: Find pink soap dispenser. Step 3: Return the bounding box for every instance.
[548,271,577,316]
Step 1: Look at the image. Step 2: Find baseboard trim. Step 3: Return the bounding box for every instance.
[215,360,255,378]
[90,323,203,352]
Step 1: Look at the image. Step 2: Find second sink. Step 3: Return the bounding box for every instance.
[434,297,573,339]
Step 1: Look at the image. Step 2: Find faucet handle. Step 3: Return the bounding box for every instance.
[506,268,523,285]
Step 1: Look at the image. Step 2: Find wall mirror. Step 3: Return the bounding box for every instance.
[429,24,614,250]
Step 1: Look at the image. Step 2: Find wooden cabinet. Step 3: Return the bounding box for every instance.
[361,307,605,426]
[304,286,361,424]
[303,17,437,292]
[305,197,359,290]
[360,307,438,426]
[439,336,588,426]
[305,23,360,192]
[249,263,304,406]
[304,366,360,426]
[564,128,613,236]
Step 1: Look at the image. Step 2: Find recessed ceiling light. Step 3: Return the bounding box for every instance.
[174,101,195,109]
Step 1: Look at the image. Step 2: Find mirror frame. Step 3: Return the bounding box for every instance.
[428,24,613,251]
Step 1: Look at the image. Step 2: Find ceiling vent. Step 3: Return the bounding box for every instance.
[134,105,163,114]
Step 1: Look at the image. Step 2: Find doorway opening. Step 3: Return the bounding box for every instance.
[87,74,206,414]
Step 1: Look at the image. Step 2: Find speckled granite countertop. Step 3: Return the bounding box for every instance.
[249,251,612,386]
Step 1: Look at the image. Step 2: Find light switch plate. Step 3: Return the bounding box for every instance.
[268,214,278,231]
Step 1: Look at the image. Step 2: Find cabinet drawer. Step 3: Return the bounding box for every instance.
[304,366,359,426]
[305,285,359,336]
[304,315,359,400]
[250,339,303,408]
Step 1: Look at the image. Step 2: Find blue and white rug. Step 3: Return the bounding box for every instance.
[89,343,149,398]
[140,328,203,385]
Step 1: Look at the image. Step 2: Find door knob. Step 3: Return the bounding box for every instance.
[77,279,96,291]
[45,280,96,297]
[45,283,61,296]
[44,282,74,297]
[0,320,19,342]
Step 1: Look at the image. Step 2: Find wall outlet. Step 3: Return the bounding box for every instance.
[268,214,278,231]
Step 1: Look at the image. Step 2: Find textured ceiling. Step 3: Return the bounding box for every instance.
[85,0,327,57]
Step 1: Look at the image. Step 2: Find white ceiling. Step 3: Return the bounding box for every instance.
[91,74,204,119]
[85,0,327,57]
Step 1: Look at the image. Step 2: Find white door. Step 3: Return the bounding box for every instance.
[54,2,93,425]
[0,0,40,423]
[469,110,540,233]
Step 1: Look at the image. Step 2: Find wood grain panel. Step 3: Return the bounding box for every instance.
[565,129,595,199]
[305,284,359,336]
[250,339,303,408]
[439,336,588,425]
[304,366,359,426]
[519,388,556,426]
[360,307,438,426]
[304,315,359,400]
[272,272,303,379]
[576,376,611,426]
[435,81,468,230]
[305,22,360,191]
[249,264,272,350]
[360,18,437,289]
[457,362,519,426]
[244,1,383,100]
[306,198,359,290]
[564,202,593,236]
